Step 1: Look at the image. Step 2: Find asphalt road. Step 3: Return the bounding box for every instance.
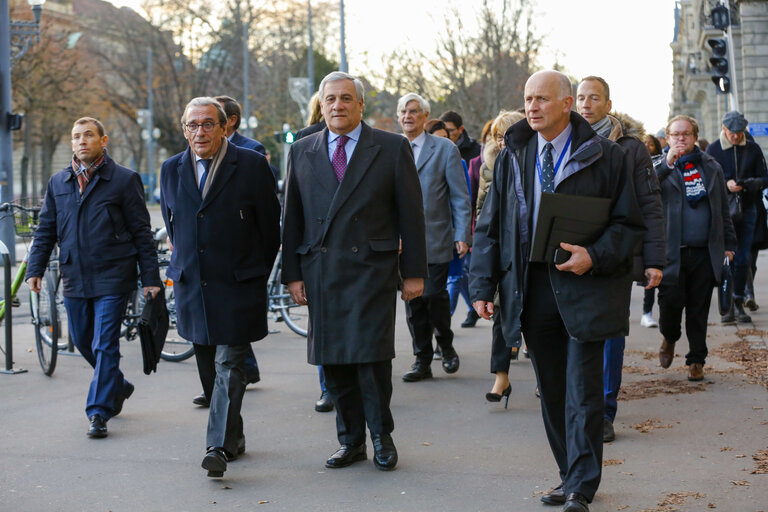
[0,214,765,511]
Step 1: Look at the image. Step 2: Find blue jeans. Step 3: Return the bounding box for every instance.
[733,204,757,299]
[64,294,130,420]
[447,252,472,315]
[603,337,625,422]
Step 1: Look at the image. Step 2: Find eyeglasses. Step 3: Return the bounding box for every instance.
[667,132,694,139]
[183,121,221,133]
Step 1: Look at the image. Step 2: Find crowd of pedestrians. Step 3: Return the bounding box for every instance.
[25,68,768,511]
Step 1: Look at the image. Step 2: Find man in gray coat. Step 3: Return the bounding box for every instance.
[397,93,472,382]
[282,72,427,471]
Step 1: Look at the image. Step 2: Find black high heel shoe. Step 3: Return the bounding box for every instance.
[485,384,512,408]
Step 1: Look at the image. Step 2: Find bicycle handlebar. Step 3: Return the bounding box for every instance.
[0,203,41,214]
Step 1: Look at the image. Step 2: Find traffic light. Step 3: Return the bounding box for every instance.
[284,130,295,144]
[273,127,295,144]
[708,37,731,94]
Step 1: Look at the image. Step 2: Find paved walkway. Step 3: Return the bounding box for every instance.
[0,247,766,511]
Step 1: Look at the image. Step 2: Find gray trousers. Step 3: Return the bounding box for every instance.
[194,344,249,456]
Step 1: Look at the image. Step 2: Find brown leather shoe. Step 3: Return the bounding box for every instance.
[688,363,704,381]
[659,339,675,368]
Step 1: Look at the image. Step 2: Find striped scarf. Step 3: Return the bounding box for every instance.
[672,147,707,207]
[71,151,106,195]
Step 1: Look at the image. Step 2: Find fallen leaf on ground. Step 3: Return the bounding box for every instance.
[730,480,750,486]
[751,449,768,474]
[220,485,231,490]
[711,341,768,388]
[602,459,624,466]
[631,419,673,433]
[720,446,733,451]
[619,379,707,401]
[659,491,706,506]
[422,442,431,446]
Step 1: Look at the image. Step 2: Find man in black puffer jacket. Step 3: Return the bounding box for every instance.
[576,76,666,444]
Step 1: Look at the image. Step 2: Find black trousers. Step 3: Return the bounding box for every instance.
[194,344,249,456]
[521,263,604,501]
[405,262,455,363]
[323,361,394,446]
[658,247,716,365]
[197,343,258,399]
[490,313,520,374]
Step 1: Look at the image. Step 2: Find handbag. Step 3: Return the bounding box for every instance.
[728,192,743,223]
[718,258,733,316]
[138,290,169,375]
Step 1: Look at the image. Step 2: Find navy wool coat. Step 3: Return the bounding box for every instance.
[27,154,161,298]
[160,143,281,345]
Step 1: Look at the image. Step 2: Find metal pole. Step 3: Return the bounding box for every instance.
[725,30,740,112]
[243,18,250,138]
[308,1,314,93]
[0,0,17,264]
[147,47,155,202]
[339,0,347,72]
[0,240,24,374]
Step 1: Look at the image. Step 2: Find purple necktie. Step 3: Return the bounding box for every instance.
[331,135,349,182]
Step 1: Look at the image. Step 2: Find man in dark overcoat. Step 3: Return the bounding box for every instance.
[160,97,280,477]
[27,117,162,439]
[282,71,427,471]
[470,70,645,512]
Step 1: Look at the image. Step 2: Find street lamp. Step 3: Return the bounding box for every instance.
[1,0,46,263]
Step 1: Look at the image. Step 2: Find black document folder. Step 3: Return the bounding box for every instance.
[139,291,169,375]
[529,192,612,263]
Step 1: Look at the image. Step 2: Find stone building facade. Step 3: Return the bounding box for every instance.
[671,0,768,155]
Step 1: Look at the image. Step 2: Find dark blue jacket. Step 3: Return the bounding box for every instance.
[160,142,280,345]
[28,154,161,298]
[706,137,768,207]
[230,131,265,155]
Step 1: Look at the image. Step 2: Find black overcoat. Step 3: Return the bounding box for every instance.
[160,142,281,345]
[281,123,428,365]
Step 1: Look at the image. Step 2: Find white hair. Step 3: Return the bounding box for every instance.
[397,93,430,116]
[318,71,365,101]
[181,97,227,125]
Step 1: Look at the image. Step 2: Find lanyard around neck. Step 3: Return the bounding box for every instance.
[535,133,572,187]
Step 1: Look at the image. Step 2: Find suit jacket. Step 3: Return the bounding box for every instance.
[159,143,281,345]
[415,131,472,264]
[282,123,427,364]
[28,154,161,298]
[470,113,645,343]
[230,131,265,155]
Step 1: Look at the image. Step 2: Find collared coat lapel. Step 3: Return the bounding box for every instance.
[416,133,436,172]
[304,127,340,198]
[176,149,203,207]
[324,124,380,236]
[201,143,238,208]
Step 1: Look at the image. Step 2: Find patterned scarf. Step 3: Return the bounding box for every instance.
[71,151,106,195]
[591,116,613,138]
[671,146,707,207]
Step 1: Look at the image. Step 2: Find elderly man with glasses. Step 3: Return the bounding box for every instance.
[160,97,281,478]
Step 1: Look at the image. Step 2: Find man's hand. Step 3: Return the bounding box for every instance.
[288,281,308,305]
[143,286,162,299]
[726,251,735,262]
[554,242,593,275]
[665,142,687,167]
[455,241,469,258]
[401,278,424,301]
[727,179,743,193]
[644,268,663,289]
[26,276,41,294]
[473,300,494,320]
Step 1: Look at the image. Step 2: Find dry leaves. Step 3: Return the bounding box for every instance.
[602,459,624,466]
[632,419,673,433]
[619,379,707,401]
[711,341,768,388]
[752,449,768,474]
[730,480,750,486]
[659,491,707,506]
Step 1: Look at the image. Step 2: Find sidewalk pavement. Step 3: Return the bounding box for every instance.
[0,247,766,511]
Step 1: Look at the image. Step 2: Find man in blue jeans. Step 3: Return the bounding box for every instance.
[27,117,162,438]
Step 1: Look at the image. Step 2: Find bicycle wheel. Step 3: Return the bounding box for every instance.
[31,273,58,376]
[159,286,194,362]
[276,282,309,337]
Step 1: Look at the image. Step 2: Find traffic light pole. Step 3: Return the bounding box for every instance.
[725,29,740,111]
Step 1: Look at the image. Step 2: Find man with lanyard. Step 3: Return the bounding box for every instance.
[471,70,644,511]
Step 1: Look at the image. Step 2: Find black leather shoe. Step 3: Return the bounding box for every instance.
[315,390,334,412]
[247,371,261,384]
[371,433,398,471]
[87,415,108,438]
[603,418,616,442]
[402,361,432,382]
[192,393,210,407]
[563,493,590,512]
[325,443,367,468]
[442,352,460,374]
[540,483,565,505]
[202,448,228,477]
[461,309,479,327]
[113,382,134,417]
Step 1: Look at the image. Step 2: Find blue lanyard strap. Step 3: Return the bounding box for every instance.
[536,133,573,188]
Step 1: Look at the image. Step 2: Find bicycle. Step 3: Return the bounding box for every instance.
[0,202,68,376]
[267,251,308,337]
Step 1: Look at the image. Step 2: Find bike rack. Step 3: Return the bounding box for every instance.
[0,240,26,374]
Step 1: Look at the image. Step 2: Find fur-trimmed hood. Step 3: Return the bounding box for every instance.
[609,112,646,142]
[483,140,501,171]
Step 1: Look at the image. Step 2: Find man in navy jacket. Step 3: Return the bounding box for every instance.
[160,98,280,477]
[27,117,161,439]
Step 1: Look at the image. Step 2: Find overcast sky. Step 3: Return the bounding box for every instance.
[109,0,677,133]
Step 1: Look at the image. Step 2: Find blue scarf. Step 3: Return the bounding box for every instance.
[666,146,707,207]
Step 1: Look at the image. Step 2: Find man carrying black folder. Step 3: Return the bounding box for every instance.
[470,70,645,512]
